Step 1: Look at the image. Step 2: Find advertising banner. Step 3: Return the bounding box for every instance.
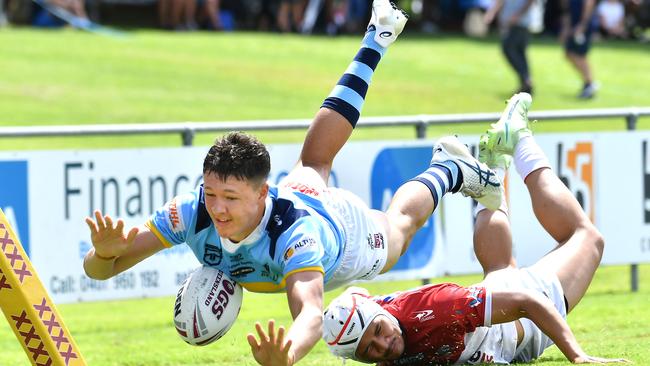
[0,132,648,303]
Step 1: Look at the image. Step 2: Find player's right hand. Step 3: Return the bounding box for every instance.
[85,210,139,259]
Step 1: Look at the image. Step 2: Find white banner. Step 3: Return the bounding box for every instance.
[1,131,648,303]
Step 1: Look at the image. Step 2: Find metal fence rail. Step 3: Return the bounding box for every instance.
[1,107,649,146]
[1,106,648,290]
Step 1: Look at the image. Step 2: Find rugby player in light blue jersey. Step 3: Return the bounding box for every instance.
[82,1,501,364]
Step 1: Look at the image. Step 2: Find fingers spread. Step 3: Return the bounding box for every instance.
[246,333,260,349]
[255,322,268,343]
[104,215,114,230]
[94,210,106,230]
[126,227,139,243]
[85,217,98,235]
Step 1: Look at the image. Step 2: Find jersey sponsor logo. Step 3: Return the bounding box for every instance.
[284,247,294,261]
[284,237,317,261]
[412,309,436,322]
[168,197,184,233]
[468,287,484,308]
[261,263,280,282]
[230,266,255,278]
[284,182,321,197]
[203,244,223,266]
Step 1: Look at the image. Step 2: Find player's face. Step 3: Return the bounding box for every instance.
[203,173,268,242]
[355,314,404,363]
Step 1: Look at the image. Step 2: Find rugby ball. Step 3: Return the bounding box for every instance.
[173,266,243,346]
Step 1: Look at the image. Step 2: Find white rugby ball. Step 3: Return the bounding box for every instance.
[173,266,243,346]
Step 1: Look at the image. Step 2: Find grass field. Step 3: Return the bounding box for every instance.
[0,27,649,365]
[0,265,648,365]
[0,28,649,150]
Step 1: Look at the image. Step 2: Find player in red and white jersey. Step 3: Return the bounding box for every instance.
[322,93,630,365]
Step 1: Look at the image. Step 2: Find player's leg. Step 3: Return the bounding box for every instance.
[481,93,603,312]
[295,0,408,184]
[380,136,503,270]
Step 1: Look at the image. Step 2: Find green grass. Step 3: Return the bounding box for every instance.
[0,28,649,364]
[1,264,648,365]
[0,29,649,150]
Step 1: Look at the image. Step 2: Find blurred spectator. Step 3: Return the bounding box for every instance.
[597,0,627,37]
[560,0,598,99]
[277,0,306,32]
[626,0,650,40]
[420,0,441,33]
[485,0,535,94]
[159,0,196,30]
[198,0,222,30]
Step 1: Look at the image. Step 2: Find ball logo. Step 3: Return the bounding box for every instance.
[557,142,595,222]
[211,279,236,320]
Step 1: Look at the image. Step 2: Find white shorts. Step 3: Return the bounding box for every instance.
[280,167,388,292]
[479,266,567,363]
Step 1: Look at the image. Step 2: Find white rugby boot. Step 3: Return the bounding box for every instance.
[368,0,408,48]
[431,136,503,211]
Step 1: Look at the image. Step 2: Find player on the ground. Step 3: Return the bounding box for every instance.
[322,93,629,365]
[82,1,501,365]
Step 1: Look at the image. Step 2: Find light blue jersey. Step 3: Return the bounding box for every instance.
[146,185,346,293]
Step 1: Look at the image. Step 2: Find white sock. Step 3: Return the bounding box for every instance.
[514,136,551,181]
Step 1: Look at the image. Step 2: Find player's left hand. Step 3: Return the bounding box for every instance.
[247,320,295,366]
[572,354,631,364]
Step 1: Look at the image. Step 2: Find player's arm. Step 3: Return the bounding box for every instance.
[490,289,628,364]
[247,270,324,366]
[284,270,325,363]
[83,210,166,280]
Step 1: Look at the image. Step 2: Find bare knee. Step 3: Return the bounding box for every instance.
[580,224,605,261]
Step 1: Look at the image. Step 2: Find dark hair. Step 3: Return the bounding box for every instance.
[203,132,271,185]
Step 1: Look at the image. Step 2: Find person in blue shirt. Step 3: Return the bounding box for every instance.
[82,1,501,365]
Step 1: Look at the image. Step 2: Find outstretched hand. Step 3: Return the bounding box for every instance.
[247,320,294,366]
[85,210,138,258]
[573,355,631,364]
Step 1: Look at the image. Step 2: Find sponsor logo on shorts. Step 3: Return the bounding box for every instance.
[203,244,222,266]
[360,259,381,279]
[366,233,384,250]
[412,309,435,322]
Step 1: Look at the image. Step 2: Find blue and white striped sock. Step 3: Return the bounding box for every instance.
[321,29,387,128]
[409,161,462,211]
